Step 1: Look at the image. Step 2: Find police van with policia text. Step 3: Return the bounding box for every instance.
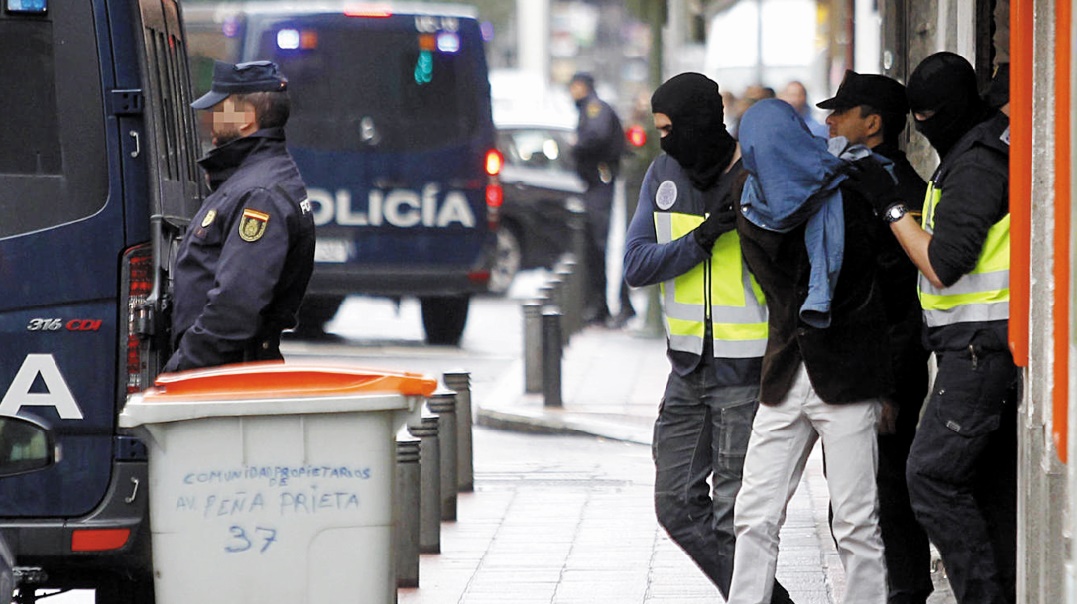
[185,2,502,345]
[0,0,202,601]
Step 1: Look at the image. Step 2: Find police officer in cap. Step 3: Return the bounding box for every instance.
[163,60,315,372]
[817,70,934,604]
[568,72,635,327]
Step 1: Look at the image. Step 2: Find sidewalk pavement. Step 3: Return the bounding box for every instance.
[470,318,957,604]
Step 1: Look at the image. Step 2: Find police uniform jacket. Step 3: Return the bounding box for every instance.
[623,154,764,388]
[573,92,624,186]
[735,180,893,405]
[165,127,315,372]
[922,111,1010,352]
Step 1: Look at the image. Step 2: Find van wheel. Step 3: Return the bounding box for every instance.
[294,295,345,337]
[420,295,470,346]
[488,226,522,296]
[95,575,154,604]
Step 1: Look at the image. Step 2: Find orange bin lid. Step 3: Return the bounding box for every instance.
[143,362,438,401]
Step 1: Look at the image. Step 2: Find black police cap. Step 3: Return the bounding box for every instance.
[191,60,288,110]
[816,70,908,116]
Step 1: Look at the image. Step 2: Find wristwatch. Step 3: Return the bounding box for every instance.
[883,203,908,224]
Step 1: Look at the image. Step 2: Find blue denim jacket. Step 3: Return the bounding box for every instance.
[738,100,891,328]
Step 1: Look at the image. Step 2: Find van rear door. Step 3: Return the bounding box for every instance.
[0,0,199,519]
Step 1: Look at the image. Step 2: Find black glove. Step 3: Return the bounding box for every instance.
[844,156,902,218]
[693,205,738,251]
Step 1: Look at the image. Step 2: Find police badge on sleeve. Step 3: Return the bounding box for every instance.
[239,208,270,242]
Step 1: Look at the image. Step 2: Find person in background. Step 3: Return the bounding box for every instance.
[848,51,1017,604]
[817,69,934,604]
[727,99,891,604]
[779,80,828,138]
[568,72,636,328]
[164,60,315,372]
[623,73,792,604]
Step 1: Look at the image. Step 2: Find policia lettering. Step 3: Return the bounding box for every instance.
[653,202,768,359]
[917,182,1010,327]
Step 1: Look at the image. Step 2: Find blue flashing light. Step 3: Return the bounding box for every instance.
[277,29,301,50]
[436,32,460,53]
[6,0,47,13]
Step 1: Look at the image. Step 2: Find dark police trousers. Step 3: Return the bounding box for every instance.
[906,344,1018,604]
[582,180,634,322]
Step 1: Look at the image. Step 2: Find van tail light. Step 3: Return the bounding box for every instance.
[71,528,131,552]
[484,149,504,230]
[121,244,153,395]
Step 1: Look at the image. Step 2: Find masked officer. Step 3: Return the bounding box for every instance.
[623,73,791,604]
[817,71,934,604]
[849,52,1017,604]
[163,60,315,372]
[568,72,635,327]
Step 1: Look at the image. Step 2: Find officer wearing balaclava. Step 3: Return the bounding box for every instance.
[845,51,1017,604]
[622,73,793,604]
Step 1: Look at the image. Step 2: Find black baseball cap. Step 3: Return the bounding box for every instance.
[816,70,908,116]
[191,60,289,110]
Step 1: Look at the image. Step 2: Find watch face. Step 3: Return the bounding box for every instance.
[887,205,906,221]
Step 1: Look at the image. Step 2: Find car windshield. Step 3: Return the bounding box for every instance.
[498,128,575,173]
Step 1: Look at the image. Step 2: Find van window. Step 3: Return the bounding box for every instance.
[0,5,106,238]
[255,17,484,153]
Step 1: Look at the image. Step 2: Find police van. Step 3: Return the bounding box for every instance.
[0,0,201,601]
[185,2,501,345]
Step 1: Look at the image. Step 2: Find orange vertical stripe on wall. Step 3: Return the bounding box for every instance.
[1009,0,1032,367]
[1052,0,1071,463]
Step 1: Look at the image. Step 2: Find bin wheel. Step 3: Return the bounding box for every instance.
[95,575,154,604]
[420,295,470,345]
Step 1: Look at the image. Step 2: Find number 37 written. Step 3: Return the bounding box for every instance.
[225,525,278,554]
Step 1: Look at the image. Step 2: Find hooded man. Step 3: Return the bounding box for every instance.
[847,51,1017,604]
[623,73,792,603]
[727,99,891,604]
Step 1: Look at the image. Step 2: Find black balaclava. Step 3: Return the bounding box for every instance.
[650,73,737,191]
[906,51,991,158]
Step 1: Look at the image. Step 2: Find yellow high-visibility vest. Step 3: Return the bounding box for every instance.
[654,212,768,358]
[917,182,1010,327]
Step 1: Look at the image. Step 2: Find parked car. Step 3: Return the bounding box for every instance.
[492,119,587,294]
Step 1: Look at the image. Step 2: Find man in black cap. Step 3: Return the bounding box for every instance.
[623,72,792,604]
[567,72,635,328]
[163,60,315,372]
[816,70,934,604]
[847,52,1016,604]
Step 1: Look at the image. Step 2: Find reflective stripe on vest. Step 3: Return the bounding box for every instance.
[917,182,1011,327]
[654,212,768,358]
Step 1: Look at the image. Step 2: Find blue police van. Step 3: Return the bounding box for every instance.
[0,0,201,601]
[185,2,501,345]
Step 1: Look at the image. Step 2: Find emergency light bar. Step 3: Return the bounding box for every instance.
[7,0,47,13]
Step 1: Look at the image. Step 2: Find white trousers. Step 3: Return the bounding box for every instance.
[727,363,887,604]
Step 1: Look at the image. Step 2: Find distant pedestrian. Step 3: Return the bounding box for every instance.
[850,51,1018,604]
[623,73,791,603]
[728,99,891,604]
[568,72,636,328]
[779,80,828,138]
[164,60,315,372]
[818,69,934,604]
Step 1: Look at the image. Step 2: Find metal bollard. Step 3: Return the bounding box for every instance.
[523,301,543,393]
[568,202,589,312]
[407,412,441,554]
[542,308,563,407]
[546,276,570,347]
[555,261,579,338]
[427,392,458,522]
[395,433,421,587]
[442,371,474,493]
